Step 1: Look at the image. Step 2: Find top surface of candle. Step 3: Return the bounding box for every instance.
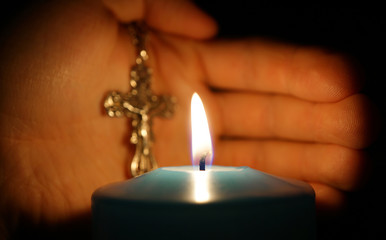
[93,166,314,205]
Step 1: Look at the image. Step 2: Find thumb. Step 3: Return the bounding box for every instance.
[102,0,217,39]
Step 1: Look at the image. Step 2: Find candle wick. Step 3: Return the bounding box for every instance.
[199,155,206,171]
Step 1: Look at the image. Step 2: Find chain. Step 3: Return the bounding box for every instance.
[127,21,149,64]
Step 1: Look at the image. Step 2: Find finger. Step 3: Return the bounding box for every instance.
[199,39,362,102]
[215,140,367,191]
[216,92,378,149]
[310,183,347,213]
[102,0,218,39]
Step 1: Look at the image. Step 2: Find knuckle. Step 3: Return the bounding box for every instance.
[327,146,367,191]
[299,48,362,101]
[333,94,379,148]
[324,54,363,98]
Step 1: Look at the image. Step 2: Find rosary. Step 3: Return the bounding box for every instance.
[103,22,176,177]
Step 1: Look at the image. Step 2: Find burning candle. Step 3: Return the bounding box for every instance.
[92,93,316,239]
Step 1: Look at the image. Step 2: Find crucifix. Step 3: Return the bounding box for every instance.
[104,22,176,177]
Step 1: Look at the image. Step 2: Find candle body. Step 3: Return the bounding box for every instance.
[92,166,315,239]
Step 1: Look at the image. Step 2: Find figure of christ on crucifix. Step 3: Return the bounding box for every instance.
[104,60,176,177]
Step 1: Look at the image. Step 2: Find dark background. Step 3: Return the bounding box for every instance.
[194,2,386,239]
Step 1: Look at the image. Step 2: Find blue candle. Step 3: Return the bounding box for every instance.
[91,93,316,239]
[92,166,315,239]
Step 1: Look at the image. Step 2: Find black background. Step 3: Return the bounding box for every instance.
[194,2,386,239]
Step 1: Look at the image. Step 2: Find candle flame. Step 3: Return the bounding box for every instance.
[191,93,213,169]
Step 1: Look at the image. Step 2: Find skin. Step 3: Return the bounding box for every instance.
[0,0,379,238]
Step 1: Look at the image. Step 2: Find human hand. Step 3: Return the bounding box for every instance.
[152,36,377,212]
[0,0,216,237]
[0,0,378,238]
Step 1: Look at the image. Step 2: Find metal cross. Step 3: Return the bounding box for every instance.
[104,22,176,177]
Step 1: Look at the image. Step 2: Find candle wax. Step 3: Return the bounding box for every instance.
[92,166,315,239]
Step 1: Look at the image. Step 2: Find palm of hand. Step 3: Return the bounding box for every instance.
[0,1,215,226]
